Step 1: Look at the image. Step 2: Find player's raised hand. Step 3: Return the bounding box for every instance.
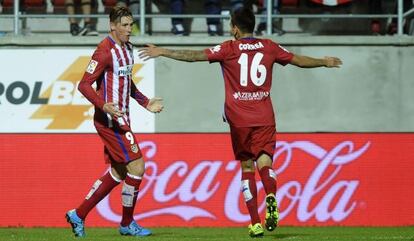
[138,44,164,61]
[146,97,164,113]
[324,56,343,68]
[103,102,125,118]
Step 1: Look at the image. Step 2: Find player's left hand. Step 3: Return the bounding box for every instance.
[138,44,163,61]
[146,97,163,113]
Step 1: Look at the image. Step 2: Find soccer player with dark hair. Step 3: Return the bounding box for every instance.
[65,6,163,238]
[139,7,342,237]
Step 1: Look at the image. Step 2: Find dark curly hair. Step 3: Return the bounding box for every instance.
[231,7,256,34]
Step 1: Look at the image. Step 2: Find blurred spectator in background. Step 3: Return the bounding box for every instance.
[369,0,382,35]
[117,0,140,35]
[0,0,8,13]
[388,0,413,35]
[256,0,285,35]
[230,0,285,36]
[170,0,222,36]
[230,0,245,11]
[0,0,6,36]
[66,0,98,36]
[0,1,2,12]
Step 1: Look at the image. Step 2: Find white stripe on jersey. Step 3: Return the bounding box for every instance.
[125,43,134,125]
[115,45,129,114]
[104,71,113,128]
[110,48,125,126]
[114,44,129,126]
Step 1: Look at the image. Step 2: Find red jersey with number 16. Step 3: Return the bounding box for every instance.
[205,38,293,127]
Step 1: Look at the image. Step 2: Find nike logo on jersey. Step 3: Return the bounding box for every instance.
[209,45,221,53]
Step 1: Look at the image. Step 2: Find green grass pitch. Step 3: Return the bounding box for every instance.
[1,227,413,241]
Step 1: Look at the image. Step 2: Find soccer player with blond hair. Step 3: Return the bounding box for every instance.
[65,6,163,237]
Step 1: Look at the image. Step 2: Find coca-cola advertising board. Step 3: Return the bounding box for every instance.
[0,133,413,227]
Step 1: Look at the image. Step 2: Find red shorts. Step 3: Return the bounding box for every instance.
[229,125,276,162]
[95,122,143,163]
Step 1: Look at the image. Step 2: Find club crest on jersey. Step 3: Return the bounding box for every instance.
[118,65,133,77]
[209,45,221,53]
[86,60,98,74]
[131,144,139,153]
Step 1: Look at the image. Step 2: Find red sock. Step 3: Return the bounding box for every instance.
[120,173,142,227]
[241,172,261,225]
[76,171,120,220]
[259,166,277,195]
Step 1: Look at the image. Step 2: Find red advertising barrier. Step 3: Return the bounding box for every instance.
[0,133,413,227]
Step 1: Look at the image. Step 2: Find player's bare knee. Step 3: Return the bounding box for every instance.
[126,158,145,177]
[111,166,127,180]
[241,159,254,172]
[256,153,272,170]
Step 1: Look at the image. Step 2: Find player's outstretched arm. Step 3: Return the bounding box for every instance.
[290,54,342,68]
[139,44,208,62]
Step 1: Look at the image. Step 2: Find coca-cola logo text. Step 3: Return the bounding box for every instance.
[96,140,370,224]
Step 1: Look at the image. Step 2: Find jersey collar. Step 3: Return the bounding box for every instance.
[107,35,116,44]
[240,37,257,41]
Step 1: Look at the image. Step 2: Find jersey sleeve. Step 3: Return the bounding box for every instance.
[78,47,109,111]
[272,42,294,66]
[131,81,149,108]
[204,41,231,63]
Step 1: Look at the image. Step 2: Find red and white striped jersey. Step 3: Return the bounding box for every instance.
[79,36,149,128]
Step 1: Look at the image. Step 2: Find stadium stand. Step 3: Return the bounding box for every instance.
[101,0,116,13]
[1,0,46,13]
[51,0,68,13]
[51,0,116,13]
[0,0,412,36]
